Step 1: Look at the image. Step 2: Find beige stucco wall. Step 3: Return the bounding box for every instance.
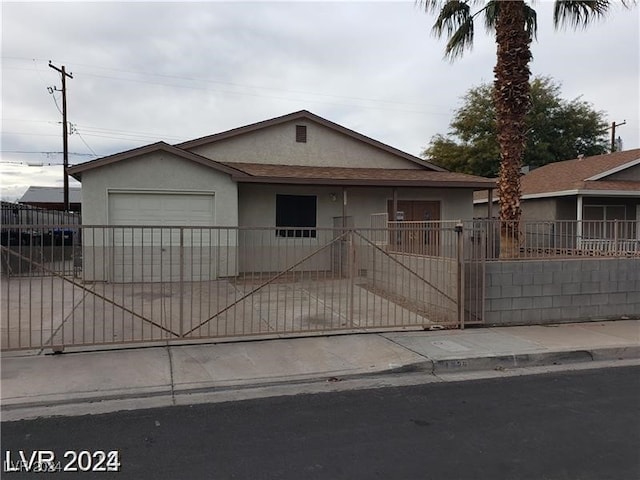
[80,151,238,226]
[187,120,423,169]
[80,152,239,282]
[78,148,477,279]
[521,198,558,220]
[238,184,475,229]
[236,184,474,273]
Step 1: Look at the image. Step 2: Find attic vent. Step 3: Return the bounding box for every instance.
[296,125,307,143]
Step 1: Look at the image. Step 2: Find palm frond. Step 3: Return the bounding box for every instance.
[418,0,487,14]
[431,1,472,38]
[553,1,611,29]
[418,0,445,13]
[483,1,499,32]
[444,16,475,59]
[524,4,538,40]
[423,1,477,59]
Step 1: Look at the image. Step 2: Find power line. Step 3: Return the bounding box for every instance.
[2,119,185,142]
[2,131,61,138]
[1,151,95,156]
[47,86,63,115]
[0,160,80,167]
[70,124,98,156]
[79,72,451,116]
[3,56,454,114]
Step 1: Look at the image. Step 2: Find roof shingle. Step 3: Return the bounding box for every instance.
[222,162,495,188]
[521,148,640,195]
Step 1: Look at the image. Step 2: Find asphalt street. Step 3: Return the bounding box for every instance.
[2,366,639,480]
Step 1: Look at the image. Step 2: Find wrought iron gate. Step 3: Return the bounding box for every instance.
[2,224,471,351]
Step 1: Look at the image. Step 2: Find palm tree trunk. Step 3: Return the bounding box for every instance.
[494,1,532,258]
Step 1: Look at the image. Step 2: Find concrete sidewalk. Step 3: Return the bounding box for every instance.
[2,320,639,421]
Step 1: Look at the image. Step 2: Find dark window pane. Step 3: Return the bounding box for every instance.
[276,195,316,238]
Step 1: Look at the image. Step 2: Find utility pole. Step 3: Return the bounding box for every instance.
[609,120,626,153]
[49,61,73,212]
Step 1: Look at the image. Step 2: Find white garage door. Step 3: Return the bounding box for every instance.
[109,192,215,227]
[108,192,216,282]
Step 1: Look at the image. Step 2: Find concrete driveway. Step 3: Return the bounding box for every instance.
[2,275,443,351]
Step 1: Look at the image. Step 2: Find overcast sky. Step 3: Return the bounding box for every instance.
[1,1,638,200]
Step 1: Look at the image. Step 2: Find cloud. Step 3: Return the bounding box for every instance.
[1,1,638,199]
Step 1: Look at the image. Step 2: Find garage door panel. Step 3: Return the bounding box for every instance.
[108,192,217,282]
[109,192,215,225]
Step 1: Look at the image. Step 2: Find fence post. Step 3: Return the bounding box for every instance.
[179,227,184,337]
[348,229,356,328]
[455,222,465,329]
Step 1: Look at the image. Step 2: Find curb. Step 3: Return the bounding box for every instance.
[2,346,639,416]
[431,345,640,374]
[0,360,435,413]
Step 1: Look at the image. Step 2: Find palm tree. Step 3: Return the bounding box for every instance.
[421,0,636,257]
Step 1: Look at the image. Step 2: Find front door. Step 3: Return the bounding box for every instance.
[387,200,441,255]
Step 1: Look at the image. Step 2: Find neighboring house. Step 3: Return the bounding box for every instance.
[474,148,640,250]
[68,110,494,280]
[19,186,82,212]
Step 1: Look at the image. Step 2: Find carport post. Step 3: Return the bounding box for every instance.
[455,222,465,329]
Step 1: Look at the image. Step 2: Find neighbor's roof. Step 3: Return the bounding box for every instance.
[19,186,82,204]
[223,162,494,188]
[475,148,640,202]
[521,148,640,195]
[177,110,445,172]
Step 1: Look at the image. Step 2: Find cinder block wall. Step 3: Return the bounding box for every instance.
[483,257,640,325]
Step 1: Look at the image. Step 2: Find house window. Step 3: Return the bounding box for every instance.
[583,205,626,239]
[296,125,307,143]
[276,194,316,237]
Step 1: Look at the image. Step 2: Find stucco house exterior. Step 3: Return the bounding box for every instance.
[68,110,494,281]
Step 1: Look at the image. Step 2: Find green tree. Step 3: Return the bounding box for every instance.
[420,0,636,257]
[423,76,609,177]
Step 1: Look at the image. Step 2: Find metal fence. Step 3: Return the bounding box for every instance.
[3,218,637,351]
[466,219,639,259]
[1,224,471,351]
[1,201,80,226]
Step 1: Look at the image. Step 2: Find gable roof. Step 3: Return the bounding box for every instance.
[177,110,445,172]
[223,162,494,188]
[521,148,640,196]
[475,148,640,202]
[67,141,248,181]
[67,111,495,189]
